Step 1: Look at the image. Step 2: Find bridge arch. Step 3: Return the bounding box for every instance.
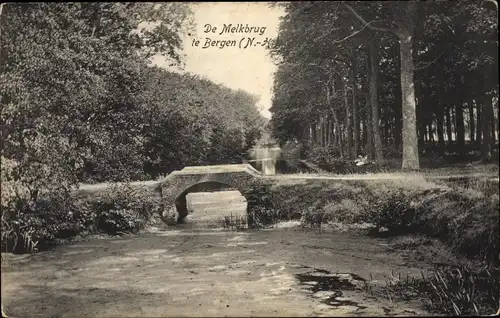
[159,164,265,224]
[173,181,247,222]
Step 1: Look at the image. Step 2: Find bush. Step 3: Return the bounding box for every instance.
[1,192,90,253]
[265,177,498,265]
[323,198,368,224]
[1,183,161,254]
[363,190,419,235]
[306,146,351,172]
[246,183,276,228]
[89,184,161,235]
[300,206,329,230]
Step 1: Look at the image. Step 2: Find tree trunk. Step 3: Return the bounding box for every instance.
[327,118,332,146]
[469,100,475,142]
[365,92,374,160]
[428,122,434,143]
[445,106,453,145]
[436,106,445,156]
[351,53,360,157]
[362,116,367,150]
[476,102,482,145]
[451,106,456,143]
[369,39,384,165]
[344,82,353,158]
[491,97,496,144]
[456,101,465,157]
[320,117,324,147]
[339,124,344,157]
[384,110,390,147]
[323,116,330,147]
[482,97,494,160]
[398,31,419,169]
[394,70,403,152]
[311,123,317,145]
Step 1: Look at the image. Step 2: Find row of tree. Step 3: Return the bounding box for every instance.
[1,3,265,202]
[269,0,498,169]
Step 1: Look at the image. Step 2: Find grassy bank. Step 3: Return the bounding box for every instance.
[262,176,498,265]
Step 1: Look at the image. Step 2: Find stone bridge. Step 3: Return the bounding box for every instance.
[159,164,267,223]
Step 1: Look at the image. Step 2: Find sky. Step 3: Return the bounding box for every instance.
[151,2,284,119]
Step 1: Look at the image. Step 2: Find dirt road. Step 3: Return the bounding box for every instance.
[1,221,434,318]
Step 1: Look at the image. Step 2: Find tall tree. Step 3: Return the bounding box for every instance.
[344,1,420,169]
[368,38,385,165]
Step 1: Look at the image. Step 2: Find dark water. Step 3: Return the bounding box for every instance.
[294,266,368,309]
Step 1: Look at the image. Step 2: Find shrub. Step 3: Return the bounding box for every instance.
[218,213,248,231]
[323,198,368,224]
[306,146,351,172]
[361,189,418,235]
[1,192,90,253]
[246,183,276,228]
[268,184,321,221]
[300,206,328,230]
[1,183,161,254]
[86,184,162,235]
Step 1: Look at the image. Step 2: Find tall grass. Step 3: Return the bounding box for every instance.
[369,266,500,316]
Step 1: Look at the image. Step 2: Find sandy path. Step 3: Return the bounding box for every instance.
[2,225,432,318]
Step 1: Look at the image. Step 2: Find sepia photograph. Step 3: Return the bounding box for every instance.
[1,1,499,317]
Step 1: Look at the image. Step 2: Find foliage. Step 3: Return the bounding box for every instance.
[1,2,264,186]
[246,183,276,228]
[1,191,90,253]
[218,214,248,231]
[141,69,265,176]
[1,3,266,252]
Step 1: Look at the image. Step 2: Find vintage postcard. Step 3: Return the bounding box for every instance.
[1,2,499,317]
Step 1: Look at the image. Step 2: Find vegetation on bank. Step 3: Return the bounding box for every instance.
[266,177,498,264]
[1,183,162,254]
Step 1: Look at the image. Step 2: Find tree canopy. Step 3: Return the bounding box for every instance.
[1,2,265,201]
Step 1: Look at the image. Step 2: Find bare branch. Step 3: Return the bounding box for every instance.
[313,24,341,43]
[332,22,373,44]
[413,52,445,71]
[344,4,395,33]
[312,5,342,43]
